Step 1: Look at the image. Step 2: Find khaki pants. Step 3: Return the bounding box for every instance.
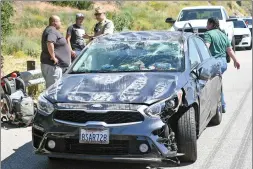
[41,64,62,89]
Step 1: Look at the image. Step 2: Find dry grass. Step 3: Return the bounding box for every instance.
[2,55,40,75]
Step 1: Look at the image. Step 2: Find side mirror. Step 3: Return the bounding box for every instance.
[165,17,176,24]
[197,67,210,80]
[196,59,221,80]
[226,18,236,22]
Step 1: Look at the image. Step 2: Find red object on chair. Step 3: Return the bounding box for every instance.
[11,72,17,78]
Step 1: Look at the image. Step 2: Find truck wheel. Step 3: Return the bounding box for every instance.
[210,92,222,125]
[177,107,197,162]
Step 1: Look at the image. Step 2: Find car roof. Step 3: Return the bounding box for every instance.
[182,6,223,10]
[94,31,193,43]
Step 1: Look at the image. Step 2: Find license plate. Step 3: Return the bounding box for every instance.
[79,128,109,144]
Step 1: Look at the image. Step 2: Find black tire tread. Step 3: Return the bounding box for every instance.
[177,107,197,162]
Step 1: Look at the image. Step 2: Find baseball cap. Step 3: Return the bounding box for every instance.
[94,6,106,14]
[76,13,85,19]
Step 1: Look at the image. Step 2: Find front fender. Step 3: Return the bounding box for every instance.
[183,82,198,107]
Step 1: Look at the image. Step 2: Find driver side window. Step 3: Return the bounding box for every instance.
[188,38,201,69]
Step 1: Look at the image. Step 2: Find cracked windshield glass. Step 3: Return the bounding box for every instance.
[72,40,184,73]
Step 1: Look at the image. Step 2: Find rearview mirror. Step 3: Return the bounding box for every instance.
[165,17,176,24]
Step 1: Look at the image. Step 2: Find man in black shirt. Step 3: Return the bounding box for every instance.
[66,13,88,61]
[40,15,71,89]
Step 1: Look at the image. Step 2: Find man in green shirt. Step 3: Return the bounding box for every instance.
[204,17,240,113]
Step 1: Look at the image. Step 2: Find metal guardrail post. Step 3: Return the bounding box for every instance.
[27,61,38,97]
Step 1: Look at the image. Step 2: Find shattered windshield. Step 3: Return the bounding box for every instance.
[71,40,184,73]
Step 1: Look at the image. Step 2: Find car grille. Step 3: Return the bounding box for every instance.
[235,35,243,45]
[54,110,144,124]
[65,139,129,155]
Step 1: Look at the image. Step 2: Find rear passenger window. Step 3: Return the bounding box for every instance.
[194,37,211,60]
[188,38,201,68]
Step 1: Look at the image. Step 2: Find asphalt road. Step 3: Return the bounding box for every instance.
[1,49,252,169]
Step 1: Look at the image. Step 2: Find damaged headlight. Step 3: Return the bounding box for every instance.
[144,90,183,117]
[38,94,54,115]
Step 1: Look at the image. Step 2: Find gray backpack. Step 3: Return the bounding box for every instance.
[2,90,34,126]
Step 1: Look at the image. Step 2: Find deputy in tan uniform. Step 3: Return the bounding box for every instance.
[86,7,114,41]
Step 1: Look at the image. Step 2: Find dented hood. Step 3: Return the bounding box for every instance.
[44,72,187,104]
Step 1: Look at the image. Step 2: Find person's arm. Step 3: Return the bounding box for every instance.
[66,26,76,57]
[203,32,212,49]
[47,32,58,64]
[227,47,240,69]
[225,37,240,69]
[47,42,58,64]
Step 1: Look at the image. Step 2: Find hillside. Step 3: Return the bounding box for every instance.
[2,1,251,74]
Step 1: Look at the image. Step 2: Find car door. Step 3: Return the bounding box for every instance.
[193,37,222,124]
[188,37,211,133]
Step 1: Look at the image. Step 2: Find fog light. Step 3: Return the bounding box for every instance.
[139,143,149,153]
[47,140,56,149]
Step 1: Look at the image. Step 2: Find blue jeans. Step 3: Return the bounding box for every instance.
[72,49,82,62]
[216,57,227,108]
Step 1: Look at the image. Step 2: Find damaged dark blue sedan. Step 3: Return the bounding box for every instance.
[32,31,223,165]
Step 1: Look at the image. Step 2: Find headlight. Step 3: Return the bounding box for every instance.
[243,34,250,38]
[144,90,183,117]
[38,94,54,115]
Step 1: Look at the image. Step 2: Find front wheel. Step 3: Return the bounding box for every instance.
[177,107,197,162]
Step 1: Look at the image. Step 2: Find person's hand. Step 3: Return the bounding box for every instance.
[233,60,240,69]
[51,57,58,65]
[71,50,76,57]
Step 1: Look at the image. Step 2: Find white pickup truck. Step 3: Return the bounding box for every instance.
[166,6,235,50]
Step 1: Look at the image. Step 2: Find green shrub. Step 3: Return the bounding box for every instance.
[109,11,134,31]
[1,2,14,39]
[20,14,47,29]
[23,40,41,58]
[49,1,94,10]
[2,36,24,55]
[2,35,41,58]
[14,51,26,58]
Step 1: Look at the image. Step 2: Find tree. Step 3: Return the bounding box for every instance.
[1,2,14,39]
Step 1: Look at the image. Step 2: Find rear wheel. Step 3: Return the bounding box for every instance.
[210,93,222,125]
[177,107,197,162]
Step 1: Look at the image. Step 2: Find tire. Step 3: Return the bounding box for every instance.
[210,93,222,125]
[177,107,197,162]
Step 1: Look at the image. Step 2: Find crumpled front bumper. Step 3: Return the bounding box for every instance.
[32,109,180,162]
